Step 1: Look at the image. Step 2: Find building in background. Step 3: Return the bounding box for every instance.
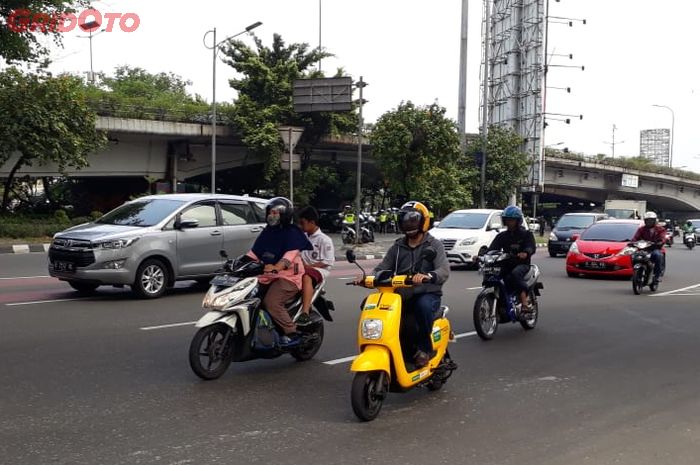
[639,128,670,167]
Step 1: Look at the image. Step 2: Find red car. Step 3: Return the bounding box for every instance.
[566,219,650,278]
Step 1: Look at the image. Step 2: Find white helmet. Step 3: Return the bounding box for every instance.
[644,211,658,220]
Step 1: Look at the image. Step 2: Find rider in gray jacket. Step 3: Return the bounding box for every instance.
[370,201,450,367]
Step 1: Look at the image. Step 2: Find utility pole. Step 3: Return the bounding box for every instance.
[604,124,624,158]
[355,77,368,244]
[458,0,469,151]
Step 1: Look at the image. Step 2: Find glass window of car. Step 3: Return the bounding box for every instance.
[556,215,595,230]
[180,203,218,228]
[580,223,639,242]
[220,202,257,225]
[96,199,186,227]
[436,212,491,230]
[488,214,503,229]
[690,220,700,230]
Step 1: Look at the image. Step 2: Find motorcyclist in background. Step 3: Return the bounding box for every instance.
[632,212,666,285]
[485,206,537,315]
[682,220,696,235]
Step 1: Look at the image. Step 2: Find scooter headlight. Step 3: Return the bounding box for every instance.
[361,319,383,340]
[619,246,636,256]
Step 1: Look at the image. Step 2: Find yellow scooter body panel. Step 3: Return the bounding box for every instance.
[352,289,453,389]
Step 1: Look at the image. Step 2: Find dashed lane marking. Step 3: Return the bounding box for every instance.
[650,283,700,297]
[140,321,197,331]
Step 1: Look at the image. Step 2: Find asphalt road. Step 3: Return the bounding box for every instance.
[2,248,700,464]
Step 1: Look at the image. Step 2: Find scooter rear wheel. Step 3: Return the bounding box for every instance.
[351,371,386,422]
[189,323,234,380]
[520,292,539,330]
[290,316,324,361]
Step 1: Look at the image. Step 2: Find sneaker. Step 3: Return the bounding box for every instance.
[414,351,430,368]
[279,333,301,347]
[296,313,313,326]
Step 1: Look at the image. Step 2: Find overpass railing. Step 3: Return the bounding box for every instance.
[546,150,700,182]
[86,98,220,125]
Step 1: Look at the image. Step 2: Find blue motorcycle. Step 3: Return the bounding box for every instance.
[473,250,544,340]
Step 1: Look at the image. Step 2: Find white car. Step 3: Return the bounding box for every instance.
[429,209,528,266]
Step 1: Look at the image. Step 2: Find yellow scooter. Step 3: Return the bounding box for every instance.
[346,249,457,421]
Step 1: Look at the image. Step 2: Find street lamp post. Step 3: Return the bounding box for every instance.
[204,21,262,194]
[77,20,105,83]
[652,104,675,168]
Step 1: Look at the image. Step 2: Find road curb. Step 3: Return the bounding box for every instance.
[0,243,50,254]
[335,253,385,262]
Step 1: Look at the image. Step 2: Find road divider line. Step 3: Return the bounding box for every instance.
[322,331,477,365]
[466,287,482,290]
[140,321,196,331]
[0,275,50,281]
[651,283,700,297]
[5,297,89,306]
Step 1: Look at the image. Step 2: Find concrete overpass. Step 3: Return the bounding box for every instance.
[2,116,699,212]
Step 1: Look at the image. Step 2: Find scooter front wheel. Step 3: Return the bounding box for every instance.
[473,293,498,340]
[632,267,645,295]
[351,371,386,422]
[189,323,234,380]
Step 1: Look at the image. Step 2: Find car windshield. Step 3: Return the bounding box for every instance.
[691,220,700,229]
[437,212,490,229]
[96,199,186,227]
[580,223,639,242]
[556,215,595,229]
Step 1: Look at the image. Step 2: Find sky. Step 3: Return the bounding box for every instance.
[23,0,700,172]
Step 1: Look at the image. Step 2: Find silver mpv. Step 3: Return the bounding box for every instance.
[48,194,267,298]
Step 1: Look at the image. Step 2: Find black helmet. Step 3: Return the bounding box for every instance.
[265,197,293,226]
[398,201,430,235]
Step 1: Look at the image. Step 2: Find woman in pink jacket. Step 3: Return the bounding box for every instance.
[247,197,312,345]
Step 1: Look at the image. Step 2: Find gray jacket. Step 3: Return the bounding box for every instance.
[373,232,450,297]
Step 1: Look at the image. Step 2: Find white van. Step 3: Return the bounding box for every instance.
[429,209,527,266]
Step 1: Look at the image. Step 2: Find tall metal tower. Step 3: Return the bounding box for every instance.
[480,0,547,193]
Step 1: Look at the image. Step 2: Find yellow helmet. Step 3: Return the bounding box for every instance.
[399,201,431,234]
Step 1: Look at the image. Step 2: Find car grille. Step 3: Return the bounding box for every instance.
[583,253,612,260]
[441,239,457,251]
[49,239,96,267]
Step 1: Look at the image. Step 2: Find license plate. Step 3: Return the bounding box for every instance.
[53,261,75,272]
[210,275,238,286]
[585,261,606,269]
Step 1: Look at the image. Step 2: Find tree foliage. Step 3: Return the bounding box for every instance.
[370,102,473,214]
[221,33,357,185]
[466,125,530,208]
[84,66,212,122]
[0,68,107,210]
[0,0,89,65]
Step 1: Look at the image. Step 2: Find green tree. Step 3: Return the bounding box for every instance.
[0,68,106,210]
[1,1,89,65]
[370,102,473,214]
[467,125,529,208]
[84,66,212,121]
[220,33,357,189]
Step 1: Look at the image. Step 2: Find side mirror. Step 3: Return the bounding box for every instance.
[489,223,502,231]
[178,218,199,229]
[219,250,228,259]
[571,234,580,242]
[346,249,357,264]
[433,221,440,228]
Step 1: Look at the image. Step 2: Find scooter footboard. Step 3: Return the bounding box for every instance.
[351,345,391,377]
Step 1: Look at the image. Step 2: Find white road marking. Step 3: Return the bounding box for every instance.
[140,321,196,331]
[323,356,357,366]
[650,283,700,297]
[6,298,89,307]
[0,275,50,281]
[322,331,477,365]
[466,287,482,290]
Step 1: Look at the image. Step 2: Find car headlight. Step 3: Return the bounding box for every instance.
[460,237,478,246]
[549,232,558,241]
[98,237,140,249]
[568,242,579,254]
[619,246,636,256]
[361,319,383,340]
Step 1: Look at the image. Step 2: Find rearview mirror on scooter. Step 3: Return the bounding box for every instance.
[220,250,229,259]
[346,249,357,263]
